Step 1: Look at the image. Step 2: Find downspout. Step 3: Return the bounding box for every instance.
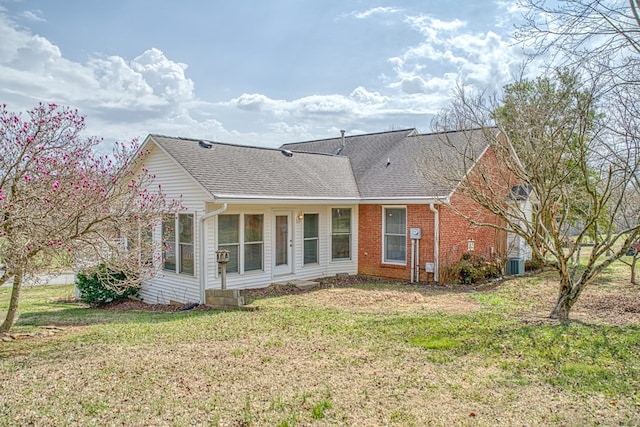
[429,203,439,282]
[199,203,228,303]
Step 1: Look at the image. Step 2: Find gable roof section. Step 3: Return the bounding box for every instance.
[147,135,360,201]
[281,128,489,200]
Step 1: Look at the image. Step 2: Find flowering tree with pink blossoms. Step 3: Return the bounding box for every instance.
[0,103,177,332]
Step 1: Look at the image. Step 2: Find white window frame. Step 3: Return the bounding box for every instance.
[218,213,265,275]
[161,213,195,275]
[303,213,320,265]
[383,206,407,265]
[331,207,352,261]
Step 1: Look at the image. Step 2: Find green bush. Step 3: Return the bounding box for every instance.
[443,253,502,285]
[76,265,139,307]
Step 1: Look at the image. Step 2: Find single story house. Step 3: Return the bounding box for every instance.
[136,128,520,305]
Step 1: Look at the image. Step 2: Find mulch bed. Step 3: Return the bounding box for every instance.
[98,300,214,312]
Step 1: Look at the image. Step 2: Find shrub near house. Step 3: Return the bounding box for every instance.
[76,266,138,307]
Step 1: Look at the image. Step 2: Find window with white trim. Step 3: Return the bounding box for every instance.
[303,213,319,264]
[331,208,351,260]
[218,213,264,274]
[178,214,194,274]
[162,213,194,275]
[244,214,264,272]
[384,207,406,264]
[162,214,176,272]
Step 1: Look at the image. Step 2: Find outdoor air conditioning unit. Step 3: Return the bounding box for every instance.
[507,258,524,275]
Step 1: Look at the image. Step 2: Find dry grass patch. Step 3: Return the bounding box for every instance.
[500,267,640,326]
[294,286,480,315]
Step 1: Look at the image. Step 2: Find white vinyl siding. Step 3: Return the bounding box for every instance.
[138,144,208,304]
[140,140,359,303]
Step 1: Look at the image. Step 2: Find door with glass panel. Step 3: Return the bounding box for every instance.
[273,211,292,275]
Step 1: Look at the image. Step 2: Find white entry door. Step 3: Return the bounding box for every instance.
[273,211,292,275]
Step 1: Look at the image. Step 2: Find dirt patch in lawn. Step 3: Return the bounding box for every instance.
[296,287,480,314]
[506,271,640,326]
[244,275,482,315]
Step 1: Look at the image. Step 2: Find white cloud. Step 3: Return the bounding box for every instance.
[399,76,426,94]
[387,13,525,97]
[19,9,45,22]
[349,86,389,104]
[351,7,402,19]
[0,11,201,141]
[233,93,273,112]
[130,48,194,104]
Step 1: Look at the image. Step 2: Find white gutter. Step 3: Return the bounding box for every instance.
[212,195,361,204]
[198,203,228,303]
[429,203,439,282]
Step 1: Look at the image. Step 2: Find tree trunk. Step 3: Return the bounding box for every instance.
[549,276,595,322]
[550,276,579,321]
[631,255,637,285]
[0,271,22,333]
[550,293,573,320]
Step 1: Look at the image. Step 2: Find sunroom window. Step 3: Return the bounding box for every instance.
[218,213,264,274]
[162,213,194,275]
[331,208,351,260]
[304,213,319,264]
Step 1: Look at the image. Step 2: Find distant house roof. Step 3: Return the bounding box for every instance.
[144,127,491,203]
[147,135,360,201]
[281,128,490,200]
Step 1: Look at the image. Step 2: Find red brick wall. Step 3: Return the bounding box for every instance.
[357,146,513,282]
[358,201,505,282]
[358,204,436,281]
[439,192,506,265]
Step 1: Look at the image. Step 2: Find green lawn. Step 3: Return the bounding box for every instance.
[0,266,639,426]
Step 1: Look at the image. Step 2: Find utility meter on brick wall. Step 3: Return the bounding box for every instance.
[410,227,422,239]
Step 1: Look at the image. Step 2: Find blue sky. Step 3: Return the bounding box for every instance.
[0,1,528,147]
